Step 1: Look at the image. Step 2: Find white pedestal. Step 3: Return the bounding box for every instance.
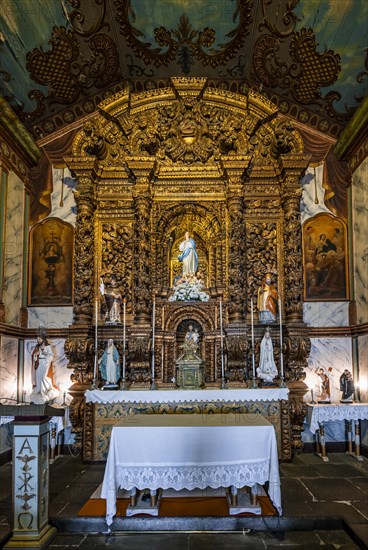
[4,418,56,549]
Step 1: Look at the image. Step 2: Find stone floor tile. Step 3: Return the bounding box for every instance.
[280,463,319,478]
[301,478,367,501]
[280,478,315,502]
[49,534,87,547]
[281,500,315,517]
[188,533,264,550]
[81,533,191,550]
[260,529,321,546]
[308,463,366,478]
[348,477,368,495]
[345,522,368,548]
[307,501,366,523]
[317,528,364,549]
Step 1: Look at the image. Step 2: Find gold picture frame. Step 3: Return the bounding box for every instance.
[302,214,348,301]
[28,217,73,306]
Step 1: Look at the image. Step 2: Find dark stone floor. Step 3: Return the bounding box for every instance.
[0,450,367,549]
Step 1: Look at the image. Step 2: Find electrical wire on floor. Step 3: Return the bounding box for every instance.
[261,514,285,541]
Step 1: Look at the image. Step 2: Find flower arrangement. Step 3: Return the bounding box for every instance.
[169,273,210,302]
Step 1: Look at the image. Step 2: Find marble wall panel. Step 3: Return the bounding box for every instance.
[0,335,18,401]
[3,173,24,325]
[0,336,18,453]
[27,306,73,329]
[303,302,349,327]
[352,158,368,324]
[47,167,76,226]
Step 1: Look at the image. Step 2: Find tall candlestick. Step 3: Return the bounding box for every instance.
[250,299,256,382]
[278,297,287,387]
[278,298,284,378]
[122,299,127,390]
[93,299,98,388]
[219,298,226,389]
[150,297,156,390]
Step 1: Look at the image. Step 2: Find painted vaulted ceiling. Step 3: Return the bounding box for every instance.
[0,0,367,140]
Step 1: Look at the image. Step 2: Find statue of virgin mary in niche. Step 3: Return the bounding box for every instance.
[178,232,198,275]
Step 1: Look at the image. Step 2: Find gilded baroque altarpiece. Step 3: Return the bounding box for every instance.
[64,78,311,461]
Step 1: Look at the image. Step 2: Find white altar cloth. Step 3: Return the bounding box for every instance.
[101,413,282,525]
[307,403,368,434]
[86,387,289,405]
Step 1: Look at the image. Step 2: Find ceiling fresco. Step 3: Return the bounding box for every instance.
[0,0,366,140]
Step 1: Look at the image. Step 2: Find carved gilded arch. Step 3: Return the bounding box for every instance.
[68,78,304,171]
[163,303,215,333]
[155,202,223,238]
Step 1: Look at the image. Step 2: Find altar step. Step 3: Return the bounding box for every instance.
[78,485,275,520]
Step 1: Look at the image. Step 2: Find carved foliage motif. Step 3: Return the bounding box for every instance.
[114,0,253,72]
[226,335,249,382]
[127,335,150,382]
[289,29,341,105]
[101,223,134,313]
[252,28,344,120]
[284,335,310,383]
[26,27,80,104]
[25,24,120,119]
[245,221,278,308]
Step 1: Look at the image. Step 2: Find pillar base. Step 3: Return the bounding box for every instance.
[4,524,57,550]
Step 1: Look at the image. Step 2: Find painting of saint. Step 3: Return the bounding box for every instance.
[302,214,348,301]
[29,218,73,305]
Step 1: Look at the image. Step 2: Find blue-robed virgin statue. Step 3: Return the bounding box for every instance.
[99,338,120,385]
[178,232,198,275]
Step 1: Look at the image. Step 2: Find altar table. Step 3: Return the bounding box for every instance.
[101,413,282,525]
[86,387,289,404]
[306,403,368,462]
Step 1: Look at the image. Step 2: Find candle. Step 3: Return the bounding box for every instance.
[250,299,256,379]
[151,297,156,382]
[122,299,126,384]
[93,299,98,384]
[278,298,284,378]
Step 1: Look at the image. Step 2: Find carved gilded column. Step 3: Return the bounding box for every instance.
[127,158,155,325]
[227,193,247,323]
[280,155,311,452]
[280,157,309,323]
[222,156,251,324]
[209,244,216,289]
[73,175,97,324]
[133,191,152,324]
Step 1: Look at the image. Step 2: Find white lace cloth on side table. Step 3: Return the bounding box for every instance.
[307,403,368,434]
[100,413,282,525]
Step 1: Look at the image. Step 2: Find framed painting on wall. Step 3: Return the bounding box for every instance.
[302,214,348,301]
[28,217,73,306]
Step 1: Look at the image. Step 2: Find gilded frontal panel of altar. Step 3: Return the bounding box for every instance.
[91,400,290,462]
